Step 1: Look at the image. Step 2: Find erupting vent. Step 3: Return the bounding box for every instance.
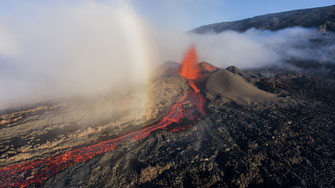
[0,46,206,187]
[180,46,201,80]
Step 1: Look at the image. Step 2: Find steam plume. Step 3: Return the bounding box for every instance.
[0,1,155,109]
[0,1,333,109]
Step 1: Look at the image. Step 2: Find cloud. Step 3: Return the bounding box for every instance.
[153,27,332,70]
[0,26,18,57]
[0,1,333,109]
[0,1,156,109]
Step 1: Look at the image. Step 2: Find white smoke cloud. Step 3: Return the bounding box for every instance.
[0,1,156,109]
[0,1,333,109]
[0,27,18,57]
[152,27,332,70]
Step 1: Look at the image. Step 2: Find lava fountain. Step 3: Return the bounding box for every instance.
[180,46,201,93]
[180,45,200,80]
[0,46,206,187]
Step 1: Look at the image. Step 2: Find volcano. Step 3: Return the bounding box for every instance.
[1,45,335,187]
[0,46,208,187]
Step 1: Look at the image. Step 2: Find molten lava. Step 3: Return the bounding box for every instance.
[179,46,201,80]
[0,46,206,187]
[200,62,218,72]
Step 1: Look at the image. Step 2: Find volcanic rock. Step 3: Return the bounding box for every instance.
[226,66,256,83]
[1,61,335,187]
[0,71,188,166]
[144,73,188,121]
[153,61,181,77]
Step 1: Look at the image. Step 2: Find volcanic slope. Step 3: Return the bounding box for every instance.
[41,63,335,187]
[206,69,278,104]
[0,72,188,166]
[1,61,335,187]
[0,47,204,187]
[193,4,335,33]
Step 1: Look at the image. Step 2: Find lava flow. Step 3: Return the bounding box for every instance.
[0,46,206,187]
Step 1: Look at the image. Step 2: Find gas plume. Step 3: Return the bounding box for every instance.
[0,1,155,109]
[153,27,334,70]
[0,1,334,109]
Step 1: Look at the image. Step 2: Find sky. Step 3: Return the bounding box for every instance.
[0,0,334,30]
[130,0,335,30]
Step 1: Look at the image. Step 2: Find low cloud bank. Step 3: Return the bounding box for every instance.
[154,27,334,70]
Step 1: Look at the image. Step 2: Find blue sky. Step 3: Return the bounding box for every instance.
[130,0,335,30]
[0,0,334,30]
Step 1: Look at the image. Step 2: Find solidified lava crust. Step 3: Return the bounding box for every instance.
[0,87,205,187]
[1,58,335,187]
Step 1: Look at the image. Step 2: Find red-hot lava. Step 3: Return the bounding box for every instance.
[180,45,201,80]
[180,46,202,93]
[200,62,218,72]
[0,46,206,187]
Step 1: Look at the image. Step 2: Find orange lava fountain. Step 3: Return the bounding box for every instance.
[180,45,201,80]
[0,46,206,187]
[180,46,202,93]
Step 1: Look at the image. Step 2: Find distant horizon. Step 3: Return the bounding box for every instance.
[191,3,335,28]
[129,0,335,30]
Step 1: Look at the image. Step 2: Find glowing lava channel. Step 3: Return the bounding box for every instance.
[0,46,205,187]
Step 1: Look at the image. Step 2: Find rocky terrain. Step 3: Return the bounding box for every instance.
[1,4,335,187]
[0,73,187,167]
[41,64,335,187]
[1,59,335,187]
[193,5,335,33]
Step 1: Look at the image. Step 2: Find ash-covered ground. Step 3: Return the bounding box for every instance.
[1,60,334,187]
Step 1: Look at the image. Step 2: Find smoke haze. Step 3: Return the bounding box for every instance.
[0,1,333,109]
[153,27,333,69]
[0,1,156,109]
